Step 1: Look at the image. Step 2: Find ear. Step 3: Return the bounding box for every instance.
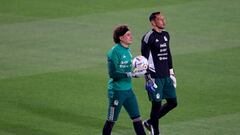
[151,21,156,27]
[119,36,124,41]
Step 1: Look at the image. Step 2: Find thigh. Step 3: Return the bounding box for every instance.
[163,77,176,99]
[107,91,126,121]
[148,78,164,102]
[123,90,140,120]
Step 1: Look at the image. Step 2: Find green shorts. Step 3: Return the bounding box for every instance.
[148,77,176,102]
[107,89,140,122]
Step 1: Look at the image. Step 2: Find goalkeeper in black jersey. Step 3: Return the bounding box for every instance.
[141,12,178,135]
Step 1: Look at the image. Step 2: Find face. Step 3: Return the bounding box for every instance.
[120,31,133,45]
[152,14,166,30]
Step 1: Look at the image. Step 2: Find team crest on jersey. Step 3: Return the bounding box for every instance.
[156,93,160,99]
[164,36,168,41]
[114,100,119,106]
[155,39,159,42]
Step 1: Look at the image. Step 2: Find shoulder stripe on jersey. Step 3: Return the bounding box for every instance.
[144,30,153,44]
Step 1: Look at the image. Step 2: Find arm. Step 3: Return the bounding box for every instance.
[141,36,150,78]
[141,36,150,60]
[107,52,128,81]
[141,35,157,91]
[167,33,177,88]
[168,50,177,88]
[167,33,173,70]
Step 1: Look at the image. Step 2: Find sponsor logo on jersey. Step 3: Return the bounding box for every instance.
[120,60,130,68]
[160,48,167,52]
[164,36,168,41]
[120,61,128,64]
[159,57,168,61]
[158,53,168,56]
[160,43,167,48]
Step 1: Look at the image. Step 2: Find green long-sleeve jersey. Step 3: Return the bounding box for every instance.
[107,44,132,92]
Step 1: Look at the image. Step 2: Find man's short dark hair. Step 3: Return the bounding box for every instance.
[149,12,160,21]
[113,25,129,43]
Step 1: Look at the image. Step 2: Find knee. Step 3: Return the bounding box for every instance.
[168,98,177,108]
[172,101,177,108]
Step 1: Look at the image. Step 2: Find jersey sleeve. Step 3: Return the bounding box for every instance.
[167,33,173,69]
[141,35,152,75]
[107,50,128,80]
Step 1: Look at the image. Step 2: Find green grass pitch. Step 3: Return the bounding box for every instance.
[0,0,239,134]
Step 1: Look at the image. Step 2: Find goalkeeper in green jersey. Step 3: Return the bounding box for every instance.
[102,25,146,135]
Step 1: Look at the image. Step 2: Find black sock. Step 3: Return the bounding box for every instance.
[148,101,161,134]
[102,120,115,135]
[133,120,146,135]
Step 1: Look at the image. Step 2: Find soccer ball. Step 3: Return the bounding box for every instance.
[132,55,148,71]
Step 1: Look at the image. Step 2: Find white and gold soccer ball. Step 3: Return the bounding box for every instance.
[132,55,148,72]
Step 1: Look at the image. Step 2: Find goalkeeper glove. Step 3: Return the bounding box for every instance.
[169,68,177,88]
[145,78,157,92]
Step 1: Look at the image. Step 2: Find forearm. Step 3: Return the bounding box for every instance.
[108,58,128,80]
[109,71,128,80]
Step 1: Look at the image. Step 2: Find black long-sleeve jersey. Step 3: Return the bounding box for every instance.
[141,29,173,78]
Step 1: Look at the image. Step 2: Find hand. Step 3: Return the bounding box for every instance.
[145,79,157,92]
[127,69,146,78]
[170,74,177,88]
[133,68,146,77]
